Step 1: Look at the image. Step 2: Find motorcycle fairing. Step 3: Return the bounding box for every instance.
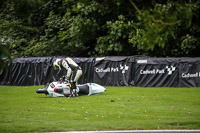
[43,81,106,97]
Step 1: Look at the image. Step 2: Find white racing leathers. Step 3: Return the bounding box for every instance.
[61,57,82,82]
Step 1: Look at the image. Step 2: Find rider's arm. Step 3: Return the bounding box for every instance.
[66,68,72,80]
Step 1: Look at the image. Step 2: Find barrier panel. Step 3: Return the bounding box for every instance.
[179,58,200,87]
[135,58,179,87]
[93,56,133,86]
[0,56,200,87]
[0,62,11,85]
[11,57,53,86]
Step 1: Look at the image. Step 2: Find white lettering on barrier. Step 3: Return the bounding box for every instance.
[156,69,165,74]
[111,67,119,72]
[95,67,119,73]
[140,69,165,74]
[182,72,199,78]
[95,64,129,74]
[139,66,176,75]
[140,69,155,74]
[96,68,110,73]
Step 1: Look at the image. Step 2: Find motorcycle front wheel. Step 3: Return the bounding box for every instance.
[36,87,48,95]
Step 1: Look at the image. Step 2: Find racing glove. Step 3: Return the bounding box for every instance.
[60,76,65,82]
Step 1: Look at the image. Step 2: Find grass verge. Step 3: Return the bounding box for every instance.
[0,86,200,132]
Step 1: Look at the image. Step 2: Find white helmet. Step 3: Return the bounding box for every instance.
[53,59,62,70]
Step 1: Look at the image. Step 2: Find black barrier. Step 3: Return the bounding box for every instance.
[179,58,200,87]
[93,56,133,86]
[0,56,200,87]
[135,58,179,87]
[0,62,12,85]
[1,57,95,86]
[11,57,53,86]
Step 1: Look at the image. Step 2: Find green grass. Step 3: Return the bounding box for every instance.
[0,86,200,132]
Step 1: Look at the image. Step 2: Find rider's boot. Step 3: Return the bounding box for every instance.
[69,82,78,97]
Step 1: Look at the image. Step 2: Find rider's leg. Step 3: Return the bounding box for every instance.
[69,81,77,97]
[74,69,82,83]
[69,69,82,97]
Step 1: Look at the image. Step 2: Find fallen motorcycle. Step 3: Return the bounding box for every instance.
[36,81,106,97]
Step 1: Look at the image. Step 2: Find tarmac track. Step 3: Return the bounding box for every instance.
[50,130,200,133]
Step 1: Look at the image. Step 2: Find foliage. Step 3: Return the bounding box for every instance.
[129,0,197,56]
[31,1,99,56]
[0,12,39,57]
[0,0,199,57]
[0,43,11,70]
[96,15,136,56]
[180,3,200,56]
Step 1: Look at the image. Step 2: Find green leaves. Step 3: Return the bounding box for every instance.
[128,0,196,56]
[0,0,199,57]
[96,15,135,55]
[181,34,197,54]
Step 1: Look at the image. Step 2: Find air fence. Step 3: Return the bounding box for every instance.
[0,56,200,87]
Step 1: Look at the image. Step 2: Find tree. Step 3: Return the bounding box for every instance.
[0,0,199,57]
[128,0,198,57]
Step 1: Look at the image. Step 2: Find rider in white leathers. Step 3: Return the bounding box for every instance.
[53,57,82,97]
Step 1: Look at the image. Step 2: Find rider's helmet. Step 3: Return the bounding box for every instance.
[53,59,62,70]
